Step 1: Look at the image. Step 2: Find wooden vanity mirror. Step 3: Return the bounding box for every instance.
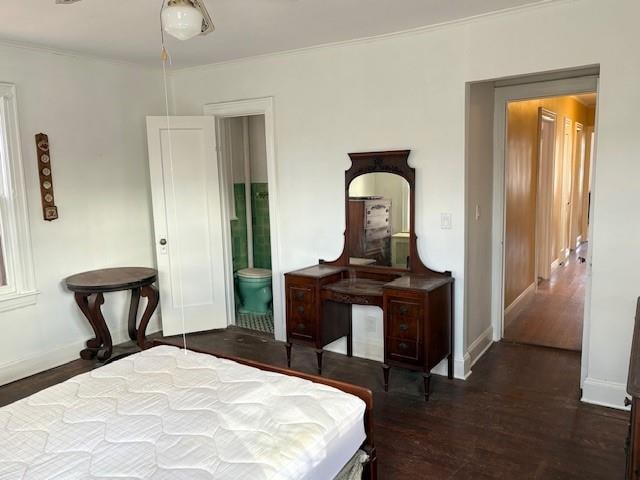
[324,150,433,274]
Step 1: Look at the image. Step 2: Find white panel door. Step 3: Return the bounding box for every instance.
[146,116,227,336]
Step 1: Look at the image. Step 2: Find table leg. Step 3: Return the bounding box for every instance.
[75,292,103,360]
[127,288,141,342]
[136,284,159,350]
[347,314,353,358]
[285,342,292,368]
[382,364,390,392]
[88,293,112,361]
[423,372,432,402]
[315,349,324,375]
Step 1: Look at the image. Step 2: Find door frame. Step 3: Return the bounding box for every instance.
[559,116,574,261]
[203,97,284,341]
[491,76,598,384]
[570,121,585,249]
[534,108,557,283]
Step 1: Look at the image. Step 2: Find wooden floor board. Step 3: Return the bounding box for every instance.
[504,244,587,351]
[0,325,627,479]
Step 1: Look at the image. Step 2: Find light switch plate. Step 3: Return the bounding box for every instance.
[441,213,452,229]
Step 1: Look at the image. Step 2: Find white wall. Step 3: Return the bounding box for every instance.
[465,82,495,371]
[0,44,162,384]
[228,116,245,184]
[228,115,268,184]
[249,115,268,183]
[171,0,640,403]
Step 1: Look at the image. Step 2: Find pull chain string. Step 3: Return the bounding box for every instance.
[160,0,188,354]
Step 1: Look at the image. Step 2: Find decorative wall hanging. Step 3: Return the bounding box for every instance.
[35,133,58,221]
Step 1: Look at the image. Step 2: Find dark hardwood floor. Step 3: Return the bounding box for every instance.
[504,244,587,351]
[0,327,627,479]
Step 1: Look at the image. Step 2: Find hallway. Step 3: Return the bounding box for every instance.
[504,243,587,350]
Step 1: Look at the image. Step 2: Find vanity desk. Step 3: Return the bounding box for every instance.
[285,150,454,400]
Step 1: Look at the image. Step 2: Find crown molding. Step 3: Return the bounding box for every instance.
[173,0,574,74]
[0,39,161,72]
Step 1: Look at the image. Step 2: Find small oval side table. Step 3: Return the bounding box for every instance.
[65,267,159,362]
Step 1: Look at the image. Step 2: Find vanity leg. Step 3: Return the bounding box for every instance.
[315,349,324,375]
[382,364,390,392]
[285,342,292,368]
[347,318,353,358]
[447,353,454,380]
[423,372,432,402]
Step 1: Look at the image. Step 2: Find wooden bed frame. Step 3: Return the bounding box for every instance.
[154,339,377,480]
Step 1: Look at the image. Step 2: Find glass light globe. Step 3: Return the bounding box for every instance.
[162,3,204,41]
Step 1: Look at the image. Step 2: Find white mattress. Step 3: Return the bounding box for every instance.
[0,346,366,479]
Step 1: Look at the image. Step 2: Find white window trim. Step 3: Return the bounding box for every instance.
[0,83,37,312]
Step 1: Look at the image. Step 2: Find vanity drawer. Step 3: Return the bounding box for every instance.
[287,285,315,340]
[365,215,390,229]
[387,298,422,341]
[387,338,420,362]
[365,203,390,218]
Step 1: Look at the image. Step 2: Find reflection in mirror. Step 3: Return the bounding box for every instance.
[348,173,410,269]
[0,238,5,286]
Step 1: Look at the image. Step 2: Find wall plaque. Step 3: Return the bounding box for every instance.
[35,133,58,221]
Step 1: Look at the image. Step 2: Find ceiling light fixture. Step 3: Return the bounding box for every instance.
[162,0,214,41]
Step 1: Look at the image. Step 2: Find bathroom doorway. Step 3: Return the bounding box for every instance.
[218,114,274,335]
[205,97,282,340]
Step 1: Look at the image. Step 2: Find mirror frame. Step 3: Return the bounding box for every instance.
[324,150,434,274]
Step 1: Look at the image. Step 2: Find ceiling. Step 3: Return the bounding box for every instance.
[572,93,598,107]
[1,0,553,68]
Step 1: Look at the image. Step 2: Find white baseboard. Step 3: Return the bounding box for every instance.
[430,353,469,380]
[582,377,629,411]
[504,282,536,326]
[0,339,88,387]
[468,325,494,368]
[0,326,161,387]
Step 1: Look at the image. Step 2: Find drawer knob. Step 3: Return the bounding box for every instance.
[297,305,305,314]
[294,292,304,300]
[399,305,409,315]
[399,323,409,332]
[298,323,306,331]
[399,342,408,350]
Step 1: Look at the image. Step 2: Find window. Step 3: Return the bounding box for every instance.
[0,83,37,311]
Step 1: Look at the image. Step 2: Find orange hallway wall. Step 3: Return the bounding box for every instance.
[504,95,592,309]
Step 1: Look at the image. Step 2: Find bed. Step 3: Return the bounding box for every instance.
[0,341,376,479]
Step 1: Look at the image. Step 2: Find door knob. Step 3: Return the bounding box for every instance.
[159,238,167,246]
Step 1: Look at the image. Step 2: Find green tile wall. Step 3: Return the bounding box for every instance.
[251,183,272,270]
[230,183,272,271]
[230,184,248,271]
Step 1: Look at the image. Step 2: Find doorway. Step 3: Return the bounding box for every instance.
[204,98,283,340]
[220,115,274,335]
[500,91,597,351]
